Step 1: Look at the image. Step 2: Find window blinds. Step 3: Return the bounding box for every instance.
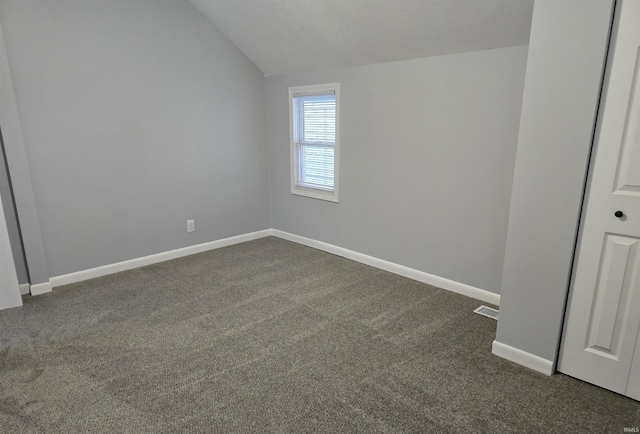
[292,91,336,191]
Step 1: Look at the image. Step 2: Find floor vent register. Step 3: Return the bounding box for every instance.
[473,305,499,320]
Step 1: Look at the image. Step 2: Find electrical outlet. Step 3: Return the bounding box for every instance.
[187,219,195,233]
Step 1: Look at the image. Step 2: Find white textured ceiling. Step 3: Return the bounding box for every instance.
[189,0,534,76]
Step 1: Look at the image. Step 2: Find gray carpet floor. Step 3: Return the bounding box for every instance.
[0,236,638,433]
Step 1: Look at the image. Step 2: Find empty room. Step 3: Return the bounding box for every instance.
[0,0,639,432]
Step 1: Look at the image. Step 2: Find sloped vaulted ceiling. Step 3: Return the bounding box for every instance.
[188,0,534,76]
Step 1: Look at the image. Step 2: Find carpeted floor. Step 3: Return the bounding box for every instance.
[0,236,638,433]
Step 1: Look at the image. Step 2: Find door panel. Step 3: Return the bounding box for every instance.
[586,234,640,358]
[615,48,640,193]
[558,0,640,399]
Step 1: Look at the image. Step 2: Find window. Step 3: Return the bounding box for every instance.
[289,83,339,202]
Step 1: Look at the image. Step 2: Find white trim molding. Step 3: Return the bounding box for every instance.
[19,283,30,295]
[491,340,555,375]
[50,229,273,288]
[30,281,53,296]
[272,229,500,306]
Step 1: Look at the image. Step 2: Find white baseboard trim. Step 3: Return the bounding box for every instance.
[45,228,500,307]
[50,229,273,288]
[30,281,53,296]
[271,229,500,306]
[491,340,555,375]
[19,283,30,295]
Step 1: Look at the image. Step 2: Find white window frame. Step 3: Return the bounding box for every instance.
[289,83,340,202]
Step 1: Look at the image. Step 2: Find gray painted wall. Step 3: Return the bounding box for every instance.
[0,0,270,277]
[495,0,614,363]
[266,46,528,293]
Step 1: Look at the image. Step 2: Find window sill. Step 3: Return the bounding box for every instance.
[291,187,339,203]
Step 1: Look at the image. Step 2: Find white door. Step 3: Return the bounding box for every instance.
[558,0,640,400]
